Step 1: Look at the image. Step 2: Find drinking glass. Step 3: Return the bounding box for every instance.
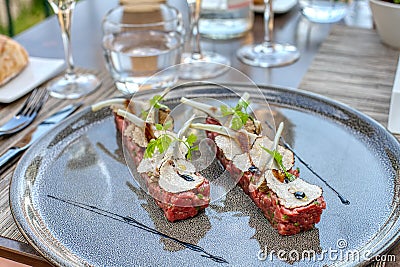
[102,4,184,95]
[300,0,351,23]
[47,0,101,99]
[236,0,300,68]
[179,0,230,80]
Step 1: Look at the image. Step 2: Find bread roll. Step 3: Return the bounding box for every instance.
[0,35,29,86]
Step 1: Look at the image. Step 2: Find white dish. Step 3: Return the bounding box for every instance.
[388,56,400,134]
[369,0,400,49]
[253,0,298,14]
[0,57,65,103]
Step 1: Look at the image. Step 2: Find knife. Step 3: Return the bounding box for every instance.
[0,103,82,172]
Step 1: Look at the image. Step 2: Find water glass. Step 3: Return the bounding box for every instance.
[299,0,351,23]
[199,0,254,39]
[102,4,184,95]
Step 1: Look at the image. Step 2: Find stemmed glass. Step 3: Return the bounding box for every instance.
[237,0,300,67]
[179,0,230,80]
[47,0,101,99]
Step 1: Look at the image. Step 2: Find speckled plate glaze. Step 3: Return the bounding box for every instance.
[10,83,400,267]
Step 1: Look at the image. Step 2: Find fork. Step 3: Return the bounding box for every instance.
[0,88,48,137]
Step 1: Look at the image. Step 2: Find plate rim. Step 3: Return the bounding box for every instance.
[9,83,400,267]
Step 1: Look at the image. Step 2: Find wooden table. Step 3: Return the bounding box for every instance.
[3,0,398,266]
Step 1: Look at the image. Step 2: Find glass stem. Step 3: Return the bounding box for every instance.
[56,2,76,77]
[263,0,274,47]
[189,0,203,57]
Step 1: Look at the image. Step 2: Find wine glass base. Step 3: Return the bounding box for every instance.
[179,51,231,80]
[47,73,102,99]
[237,43,300,68]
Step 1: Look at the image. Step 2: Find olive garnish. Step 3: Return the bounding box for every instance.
[248,165,261,175]
[179,174,195,182]
[294,191,306,199]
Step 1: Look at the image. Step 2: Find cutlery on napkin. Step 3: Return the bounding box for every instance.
[388,56,400,134]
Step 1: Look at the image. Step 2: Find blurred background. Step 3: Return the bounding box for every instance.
[1,0,52,36]
[1,0,373,38]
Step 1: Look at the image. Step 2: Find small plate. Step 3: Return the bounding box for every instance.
[0,57,64,103]
[253,0,298,14]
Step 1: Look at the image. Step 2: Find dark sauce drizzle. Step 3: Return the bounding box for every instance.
[47,195,228,264]
[264,121,350,205]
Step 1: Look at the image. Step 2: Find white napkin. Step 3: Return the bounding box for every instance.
[388,56,400,134]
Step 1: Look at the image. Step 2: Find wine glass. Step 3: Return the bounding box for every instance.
[47,0,101,99]
[236,0,300,67]
[179,0,230,80]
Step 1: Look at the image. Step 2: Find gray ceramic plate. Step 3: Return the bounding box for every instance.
[10,83,400,267]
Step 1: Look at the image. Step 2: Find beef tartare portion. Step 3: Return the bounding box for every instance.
[182,95,326,235]
[92,96,210,222]
[205,117,325,235]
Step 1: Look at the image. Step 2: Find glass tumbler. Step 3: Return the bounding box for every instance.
[102,4,184,95]
[300,0,352,23]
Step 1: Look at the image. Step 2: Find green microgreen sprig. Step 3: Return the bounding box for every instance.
[260,145,295,182]
[220,98,251,130]
[184,133,199,160]
[149,95,169,110]
[141,94,169,120]
[144,122,199,160]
